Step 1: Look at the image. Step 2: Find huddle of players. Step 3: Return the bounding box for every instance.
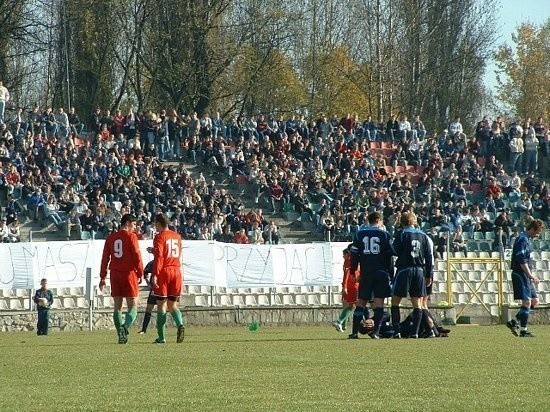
[99,213,185,344]
[344,210,449,339]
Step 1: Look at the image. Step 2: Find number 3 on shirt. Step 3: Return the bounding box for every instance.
[166,239,180,258]
[411,239,420,258]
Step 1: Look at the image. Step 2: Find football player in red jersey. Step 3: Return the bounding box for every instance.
[100,214,144,344]
[149,213,185,344]
[331,245,359,333]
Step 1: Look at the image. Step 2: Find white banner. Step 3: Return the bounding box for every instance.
[0,240,349,290]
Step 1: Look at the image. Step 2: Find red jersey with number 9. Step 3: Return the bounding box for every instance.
[152,229,182,278]
[100,229,143,279]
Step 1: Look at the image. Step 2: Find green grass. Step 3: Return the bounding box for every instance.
[1,325,549,411]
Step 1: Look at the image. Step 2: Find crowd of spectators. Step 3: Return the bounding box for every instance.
[0,105,548,251]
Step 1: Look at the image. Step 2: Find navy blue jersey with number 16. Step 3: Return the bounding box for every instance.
[350,225,395,275]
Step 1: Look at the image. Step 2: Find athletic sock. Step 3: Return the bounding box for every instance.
[157,311,167,341]
[391,305,401,332]
[412,308,423,336]
[142,312,152,332]
[339,307,352,328]
[171,308,184,328]
[124,307,138,329]
[421,309,432,332]
[352,307,364,335]
[373,307,384,334]
[113,311,123,330]
[516,306,530,328]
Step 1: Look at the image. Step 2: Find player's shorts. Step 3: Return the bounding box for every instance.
[512,271,537,301]
[153,266,182,300]
[110,270,139,298]
[358,270,391,301]
[392,267,426,298]
[343,279,358,303]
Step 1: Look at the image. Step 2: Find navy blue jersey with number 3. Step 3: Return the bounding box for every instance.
[393,228,434,278]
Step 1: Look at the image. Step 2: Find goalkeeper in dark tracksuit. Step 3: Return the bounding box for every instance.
[33,278,54,336]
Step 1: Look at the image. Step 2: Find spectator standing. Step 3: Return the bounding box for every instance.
[523,128,539,175]
[508,132,524,174]
[0,81,10,123]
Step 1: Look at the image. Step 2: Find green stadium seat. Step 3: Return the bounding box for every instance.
[473,232,484,240]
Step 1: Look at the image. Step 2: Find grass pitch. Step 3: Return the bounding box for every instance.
[0,325,549,411]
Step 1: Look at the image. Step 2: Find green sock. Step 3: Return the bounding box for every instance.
[171,309,184,328]
[113,311,123,330]
[339,307,352,324]
[124,307,138,329]
[157,312,167,341]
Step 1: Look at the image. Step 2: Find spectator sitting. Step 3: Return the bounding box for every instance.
[5,193,21,225]
[516,192,533,218]
[429,208,449,232]
[268,178,284,214]
[493,209,514,249]
[450,226,467,253]
[247,221,264,244]
[5,216,21,242]
[43,195,64,230]
[233,227,249,244]
[518,210,534,232]
[0,217,9,242]
[215,225,233,243]
[27,187,45,222]
[79,208,97,239]
[64,209,81,240]
[262,221,280,244]
[333,219,347,241]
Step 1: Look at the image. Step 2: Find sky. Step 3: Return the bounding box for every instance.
[484,0,550,92]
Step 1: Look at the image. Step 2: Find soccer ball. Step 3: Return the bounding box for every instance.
[38,298,48,308]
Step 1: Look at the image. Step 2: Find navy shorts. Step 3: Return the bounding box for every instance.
[512,272,537,301]
[358,270,391,301]
[392,267,427,298]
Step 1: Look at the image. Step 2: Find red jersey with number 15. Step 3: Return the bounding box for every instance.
[100,229,144,279]
[152,229,182,278]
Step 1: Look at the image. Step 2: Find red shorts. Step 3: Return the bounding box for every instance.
[110,270,139,298]
[153,267,182,299]
[343,279,358,304]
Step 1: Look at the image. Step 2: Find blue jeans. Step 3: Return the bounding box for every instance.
[0,100,5,123]
[510,152,522,173]
[523,151,537,174]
